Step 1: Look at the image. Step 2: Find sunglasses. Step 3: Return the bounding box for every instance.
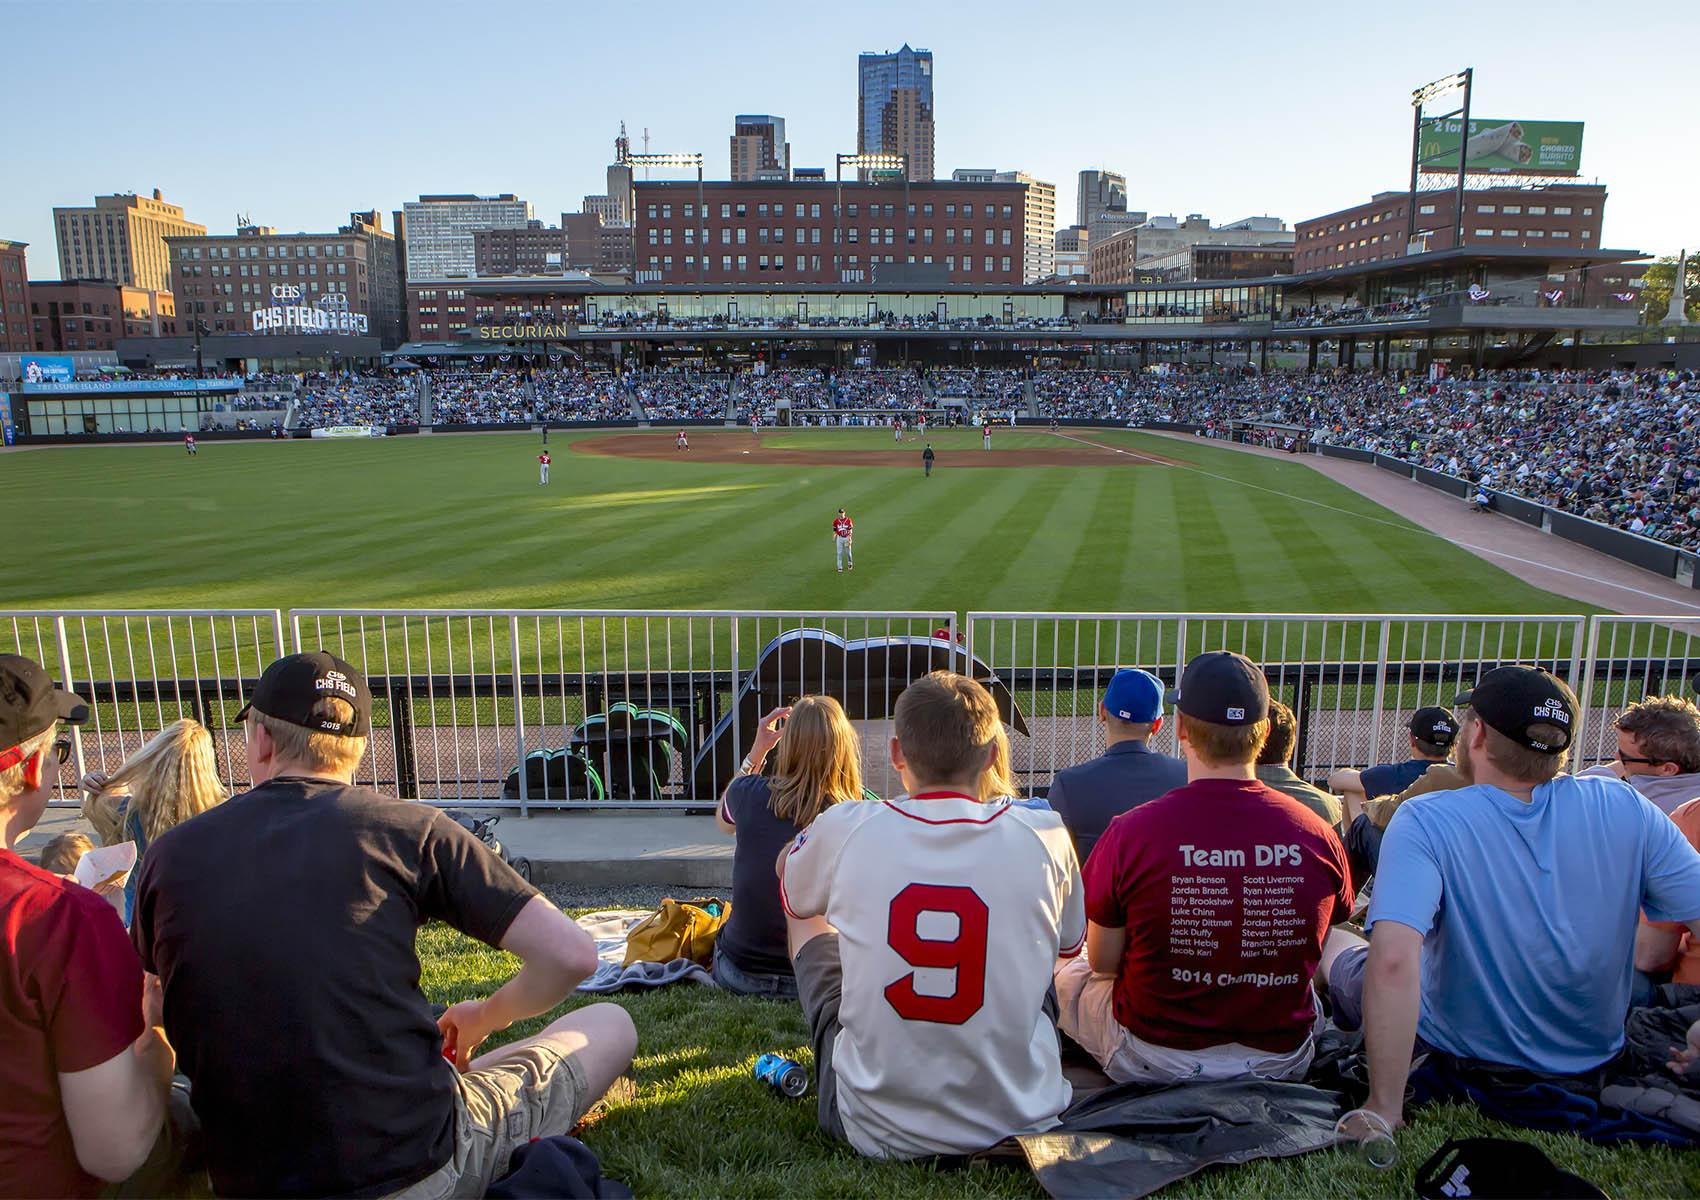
[1615,749,1666,766]
[0,733,73,773]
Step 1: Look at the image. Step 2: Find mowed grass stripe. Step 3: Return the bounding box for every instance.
[895,469,1057,614]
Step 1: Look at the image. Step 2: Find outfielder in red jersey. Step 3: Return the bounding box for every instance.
[677,430,690,451]
[832,508,854,573]
[538,451,551,484]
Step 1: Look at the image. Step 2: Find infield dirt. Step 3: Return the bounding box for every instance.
[574,429,1189,468]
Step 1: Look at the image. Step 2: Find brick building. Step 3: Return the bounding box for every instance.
[29,281,175,352]
[0,241,30,353]
[475,223,568,276]
[1294,184,1607,273]
[632,179,1026,286]
[52,190,205,294]
[167,211,403,346]
[562,212,634,274]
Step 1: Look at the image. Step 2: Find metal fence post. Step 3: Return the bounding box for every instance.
[390,687,419,800]
[510,616,528,816]
[51,616,86,788]
[1569,617,1596,773]
[1367,620,1393,768]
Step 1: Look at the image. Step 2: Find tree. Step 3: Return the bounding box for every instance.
[1636,253,1700,323]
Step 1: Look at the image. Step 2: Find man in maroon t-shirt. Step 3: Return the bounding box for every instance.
[1054,650,1353,1084]
[0,654,175,1197]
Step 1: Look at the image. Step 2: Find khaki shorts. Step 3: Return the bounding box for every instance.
[1053,956,1315,1085]
[388,1034,592,1200]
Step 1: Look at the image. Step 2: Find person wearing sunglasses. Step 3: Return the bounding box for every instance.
[1577,695,1700,817]
[0,654,177,1197]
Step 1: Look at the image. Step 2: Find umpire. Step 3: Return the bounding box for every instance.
[1045,669,1187,863]
[923,443,935,477]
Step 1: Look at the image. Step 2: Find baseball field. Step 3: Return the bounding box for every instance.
[1,425,1584,616]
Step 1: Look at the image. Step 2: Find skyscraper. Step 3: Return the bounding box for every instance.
[857,45,934,181]
[1077,170,1128,230]
[53,190,205,293]
[730,115,791,181]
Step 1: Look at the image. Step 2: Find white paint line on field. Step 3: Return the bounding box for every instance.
[1048,429,1700,614]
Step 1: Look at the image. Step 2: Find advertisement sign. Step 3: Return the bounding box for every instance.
[1419,118,1584,175]
[0,394,13,446]
[21,356,74,383]
[19,378,238,395]
[309,425,387,439]
[252,285,369,335]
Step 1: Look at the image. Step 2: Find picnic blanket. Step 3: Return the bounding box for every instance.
[571,910,715,995]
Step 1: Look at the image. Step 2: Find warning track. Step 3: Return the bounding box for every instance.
[574,430,1189,469]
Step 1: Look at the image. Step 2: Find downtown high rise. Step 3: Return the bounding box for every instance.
[857,45,934,181]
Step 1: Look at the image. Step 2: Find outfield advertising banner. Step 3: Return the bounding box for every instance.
[21,355,74,383]
[310,425,387,439]
[1419,118,1584,175]
[0,394,13,446]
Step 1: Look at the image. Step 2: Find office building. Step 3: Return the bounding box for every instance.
[1077,170,1128,230]
[1294,184,1607,272]
[731,115,790,182]
[0,241,30,353]
[475,223,568,276]
[1089,215,1292,284]
[29,281,175,352]
[562,212,635,275]
[400,194,533,282]
[633,178,1025,285]
[52,190,205,294]
[953,169,1055,283]
[166,211,403,346]
[1052,226,1089,280]
[858,45,934,181]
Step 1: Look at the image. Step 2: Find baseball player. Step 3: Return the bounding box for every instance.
[538,450,550,484]
[677,430,690,451]
[750,414,760,437]
[184,433,197,456]
[983,425,992,451]
[832,508,854,573]
[893,419,902,444]
[922,443,935,477]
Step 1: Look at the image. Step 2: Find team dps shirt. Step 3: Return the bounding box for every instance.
[1085,779,1352,1052]
[781,793,1085,1158]
[132,778,539,1198]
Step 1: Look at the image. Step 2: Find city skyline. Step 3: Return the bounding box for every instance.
[3,0,1696,282]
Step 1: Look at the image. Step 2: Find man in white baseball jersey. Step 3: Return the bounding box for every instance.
[778,671,1085,1159]
[537,450,550,485]
[832,508,854,573]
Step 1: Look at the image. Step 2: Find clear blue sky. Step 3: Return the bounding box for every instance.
[5,0,1696,279]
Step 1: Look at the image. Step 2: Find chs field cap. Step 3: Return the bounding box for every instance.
[1103,669,1164,723]
[1168,651,1269,726]
[0,654,88,759]
[1454,665,1575,752]
[235,651,372,737]
[1410,706,1458,747]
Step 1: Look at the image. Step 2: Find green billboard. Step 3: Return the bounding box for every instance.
[1418,118,1584,175]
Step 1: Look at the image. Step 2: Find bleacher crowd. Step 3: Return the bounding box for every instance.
[11,635,1700,1196]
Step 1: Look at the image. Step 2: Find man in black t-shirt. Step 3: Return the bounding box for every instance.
[923,442,935,476]
[133,652,636,1198]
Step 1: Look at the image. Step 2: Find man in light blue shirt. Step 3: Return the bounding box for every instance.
[1320,665,1700,1129]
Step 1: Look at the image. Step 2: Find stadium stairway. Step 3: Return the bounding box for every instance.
[1026,380,1040,420]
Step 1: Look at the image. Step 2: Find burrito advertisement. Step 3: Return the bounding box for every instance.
[1418,118,1584,175]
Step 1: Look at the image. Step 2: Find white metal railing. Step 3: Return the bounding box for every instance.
[9,608,1698,810]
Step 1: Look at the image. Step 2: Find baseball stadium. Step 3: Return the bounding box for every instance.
[7,32,1700,1199]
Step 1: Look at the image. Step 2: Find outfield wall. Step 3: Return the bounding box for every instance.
[6,608,1696,812]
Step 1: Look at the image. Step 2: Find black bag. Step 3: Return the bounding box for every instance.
[1415,1138,1606,1199]
[442,809,531,883]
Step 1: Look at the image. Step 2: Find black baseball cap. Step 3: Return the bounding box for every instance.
[1410,706,1458,747]
[235,652,371,737]
[1168,651,1269,726]
[0,654,88,762]
[1454,665,1575,752]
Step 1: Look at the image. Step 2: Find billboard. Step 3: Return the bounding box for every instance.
[0,394,12,446]
[1419,118,1584,176]
[21,355,74,383]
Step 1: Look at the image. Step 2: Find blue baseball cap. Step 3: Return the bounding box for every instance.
[1103,669,1164,723]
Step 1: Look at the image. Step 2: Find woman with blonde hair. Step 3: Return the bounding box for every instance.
[713,695,864,997]
[80,718,229,923]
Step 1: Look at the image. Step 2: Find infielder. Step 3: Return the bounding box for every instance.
[677,430,690,451]
[751,415,760,436]
[893,419,902,444]
[983,426,992,451]
[538,450,550,484]
[832,508,854,572]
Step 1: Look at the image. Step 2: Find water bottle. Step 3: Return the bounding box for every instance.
[752,1052,809,1098]
[1335,1108,1397,1169]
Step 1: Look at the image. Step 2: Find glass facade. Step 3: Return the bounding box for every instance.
[1121,285,1278,324]
[587,291,1066,322]
[26,394,204,435]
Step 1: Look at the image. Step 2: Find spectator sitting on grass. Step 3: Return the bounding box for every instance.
[80,718,228,925]
[1320,666,1700,1130]
[0,654,176,1198]
[131,652,637,1198]
[1254,700,1343,826]
[778,671,1085,1160]
[1045,669,1187,864]
[715,696,864,999]
[1055,651,1353,1084]
[1332,707,1454,882]
[1576,695,1700,816]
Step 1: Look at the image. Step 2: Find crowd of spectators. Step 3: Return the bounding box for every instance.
[1035,369,1138,419]
[292,374,419,428]
[931,367,1026,401]
[1281,298,1433,328]
[630,370,730,420]
[429,371,534,424]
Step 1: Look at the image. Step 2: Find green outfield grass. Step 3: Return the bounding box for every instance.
[2,427,1589,618]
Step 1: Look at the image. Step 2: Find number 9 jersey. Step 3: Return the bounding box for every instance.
[780,793,1086,1158]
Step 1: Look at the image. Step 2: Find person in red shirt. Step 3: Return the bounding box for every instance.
[832,508,854,572]
[0,654,176,1197]
[538,450,551,485]
[1053,650,1353,1084]
[184,433,197,456]
[677,430,690,451]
